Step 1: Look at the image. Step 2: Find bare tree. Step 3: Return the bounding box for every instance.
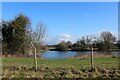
[29,22,46,71]
[32,23,46,44]
[100,31,116,51]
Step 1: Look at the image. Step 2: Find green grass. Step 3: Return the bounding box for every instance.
[2,57,118,69]
[2,57,120,78]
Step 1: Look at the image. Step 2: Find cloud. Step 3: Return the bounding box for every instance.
[58,34,72,40]
[46,33,76,45]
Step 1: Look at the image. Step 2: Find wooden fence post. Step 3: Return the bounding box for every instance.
[91,47,94,69]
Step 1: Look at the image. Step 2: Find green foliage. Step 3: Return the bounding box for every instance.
[2,14,47,55]
[2,21,13,54]
[2,14,30,54]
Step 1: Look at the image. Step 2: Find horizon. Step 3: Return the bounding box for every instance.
[2,2,118,45]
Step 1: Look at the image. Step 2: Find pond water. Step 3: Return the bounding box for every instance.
[40,51,119,60]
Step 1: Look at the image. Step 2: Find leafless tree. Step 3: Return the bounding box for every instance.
[32,23,46,44]
[29,22,46,71]
[100,31,116,51]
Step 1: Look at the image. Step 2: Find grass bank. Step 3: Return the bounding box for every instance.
[2,57,120,79]
[2,57,118,69]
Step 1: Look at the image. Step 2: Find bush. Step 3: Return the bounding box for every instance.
[56,41,68,51]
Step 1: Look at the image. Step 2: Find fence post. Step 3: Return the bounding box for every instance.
[91,47,94,69]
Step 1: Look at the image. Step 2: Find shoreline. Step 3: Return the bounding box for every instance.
[1,52,117,59]
[1,50,119,58]
[49,49,120,51]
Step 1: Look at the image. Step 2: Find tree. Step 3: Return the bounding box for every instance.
[117,40,120,49]
[29,22,47,71]
[2,14,30,54]
[0,22,2,53]
[100,31,116,51]
[72,36,89,51]
[31,23,47,52]
[56,41,68,51]
[2,21,11,54]
[66,41,72,48]
[85,36,92,48]
[32,23,46,44]
[12,14,30,54]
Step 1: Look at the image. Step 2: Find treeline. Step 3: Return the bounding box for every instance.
[1,14,120,54]
[1,14,47,55]
[49,31,120,52]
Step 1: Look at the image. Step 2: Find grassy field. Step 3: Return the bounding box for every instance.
[2,57,120,79]
[2,57,118,69]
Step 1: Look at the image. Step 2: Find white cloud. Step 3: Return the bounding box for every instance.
[46,33,76,45]
[58,34,72,40]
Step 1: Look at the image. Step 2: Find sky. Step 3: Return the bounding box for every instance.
[2,2,118,44]
[1,0,119,2]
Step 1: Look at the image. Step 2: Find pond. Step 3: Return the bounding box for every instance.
[40,51,119,59]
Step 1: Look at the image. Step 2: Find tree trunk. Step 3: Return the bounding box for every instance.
[30,42,37,72]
